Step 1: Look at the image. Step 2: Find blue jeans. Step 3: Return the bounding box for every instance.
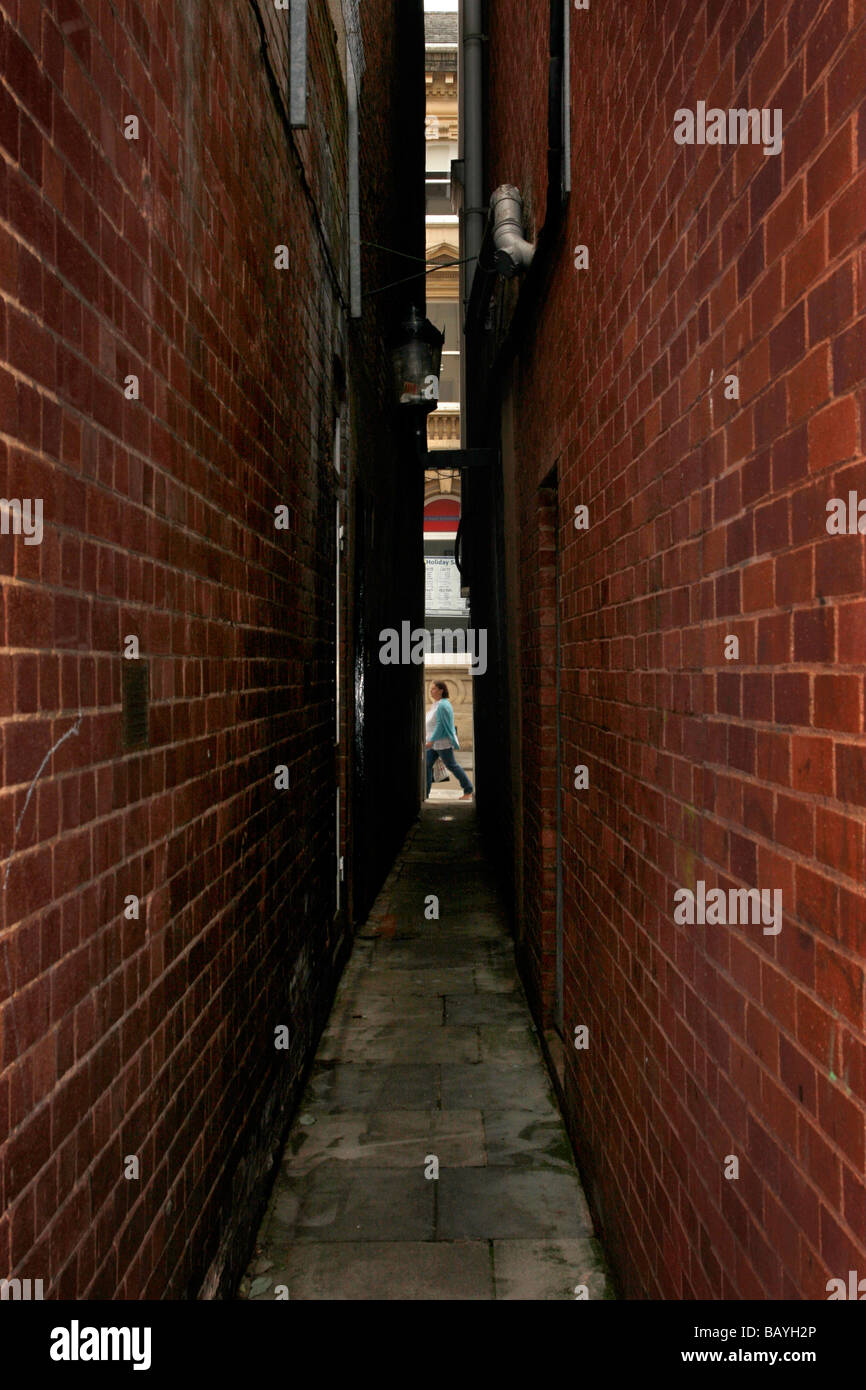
[426,746,473,798]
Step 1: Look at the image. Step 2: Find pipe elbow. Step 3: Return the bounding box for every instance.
[490,184,535,277]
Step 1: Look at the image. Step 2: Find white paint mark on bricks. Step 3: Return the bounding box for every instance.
[2,716,82,888]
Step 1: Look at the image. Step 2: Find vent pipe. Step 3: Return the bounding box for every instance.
[489,185,535,277]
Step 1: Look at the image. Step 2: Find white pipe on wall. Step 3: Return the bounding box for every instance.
[490,185,535,276]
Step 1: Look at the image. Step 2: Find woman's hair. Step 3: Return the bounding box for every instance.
[434,681,450,699]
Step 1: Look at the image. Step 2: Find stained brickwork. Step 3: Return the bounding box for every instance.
[468,0,866,1299]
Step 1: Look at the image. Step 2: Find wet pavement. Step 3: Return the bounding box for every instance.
[238,801,614,1299]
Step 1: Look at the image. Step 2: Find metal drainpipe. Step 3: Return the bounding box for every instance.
[347,43,361,318]
[462,0,485,303]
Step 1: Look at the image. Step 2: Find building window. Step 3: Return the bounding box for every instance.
[426,140,459,174]
[424,498,467,630]
[427,302,460,405]
[426,176,452,215]
[429,301,460,348]
[438,354,461,406]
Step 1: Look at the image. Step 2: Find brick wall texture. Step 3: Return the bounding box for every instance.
[471,0,866,1298]
[0,0,422,1298]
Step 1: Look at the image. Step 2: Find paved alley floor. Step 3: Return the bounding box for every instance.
[238,801,614,1300]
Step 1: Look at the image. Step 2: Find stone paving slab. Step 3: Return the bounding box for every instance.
[390,881,503,909]
[380,916,504,942]
[473,962,519,992]
[491,1239,614,1300]
[444,993,526,1025]
[305,1062,439,1112]
[247,1241,495,1300]
[282,1110,486,1173]
[374,938,510,967]
[325,994,444,1030]
[482,1112,579,1170]
[244,1237,610,1301]
[239,804,615,1300]
[315,1021,482,1063]
[437,1169,593,1240]
[263,1167,435,1243]
[353,965,479,995]
[440,1062,556,1112]
[434,912,512,933]
[478,1022,544,1064]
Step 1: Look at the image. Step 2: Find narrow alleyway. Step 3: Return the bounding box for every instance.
[239,803,613,1300]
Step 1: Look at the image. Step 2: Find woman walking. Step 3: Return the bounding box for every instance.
[425,681,474,800]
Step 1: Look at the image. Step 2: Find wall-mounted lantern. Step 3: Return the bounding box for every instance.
[391,306,444,414]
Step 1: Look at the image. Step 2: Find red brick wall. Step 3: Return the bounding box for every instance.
[0,0,421,1298]
[517,482,560,1026]
[486,0,549,235]
[473,0,866,1298]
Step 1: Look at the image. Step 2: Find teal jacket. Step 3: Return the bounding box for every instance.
[430,698,459,749]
